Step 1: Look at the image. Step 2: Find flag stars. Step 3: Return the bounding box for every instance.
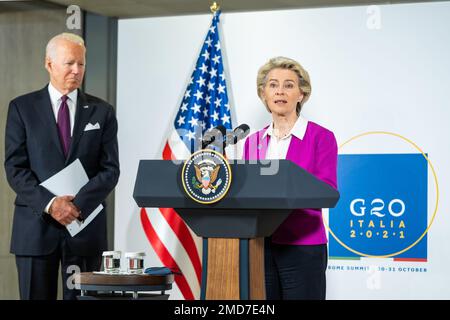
[201,50,210,61]
[188,117,199,127]
[221,114,231,124]
[211,111,219,121]
[194,90,204,101]
[180,103,188,112]
[185,130,195,141]
[212,55,221,64]
[209,67,217,78]
[196,77,206,87]
[217,83,226,94]
[192,103,201,114]
[177,115,185,126]
[176,18,232,149]
[199,63,208,74]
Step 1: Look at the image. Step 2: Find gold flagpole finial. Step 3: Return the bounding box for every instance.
[210,1,220,13]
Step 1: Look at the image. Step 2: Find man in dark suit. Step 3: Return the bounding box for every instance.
[4,33,120,300]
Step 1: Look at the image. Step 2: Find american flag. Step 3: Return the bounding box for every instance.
[140,11,232,300]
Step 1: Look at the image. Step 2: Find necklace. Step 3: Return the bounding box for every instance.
[274,131,289,139]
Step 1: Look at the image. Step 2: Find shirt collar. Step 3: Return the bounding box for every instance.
[48,82,78,105]
[263,115,309,140]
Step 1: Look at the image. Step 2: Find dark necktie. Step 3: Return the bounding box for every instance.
[57,95,71,157]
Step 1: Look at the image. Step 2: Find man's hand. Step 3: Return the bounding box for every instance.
[48,195,80,226]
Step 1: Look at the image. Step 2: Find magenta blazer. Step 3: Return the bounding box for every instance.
[243,120,338,245]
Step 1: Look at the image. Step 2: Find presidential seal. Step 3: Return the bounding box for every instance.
[181,149,232,204]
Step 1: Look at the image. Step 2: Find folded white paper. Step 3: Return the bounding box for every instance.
[40,159,103,237]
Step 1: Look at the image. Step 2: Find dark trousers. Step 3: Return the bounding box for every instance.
[15,239,101,300]
[264,238,328,300]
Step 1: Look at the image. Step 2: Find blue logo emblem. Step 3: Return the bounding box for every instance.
[329,154,428,261]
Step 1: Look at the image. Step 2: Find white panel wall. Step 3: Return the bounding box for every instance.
[116,2,450,299]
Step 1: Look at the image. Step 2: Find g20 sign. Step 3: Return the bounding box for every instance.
[350,198,405,218]
[328,152,432,261]
[348,198,406,240]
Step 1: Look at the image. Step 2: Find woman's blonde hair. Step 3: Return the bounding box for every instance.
[256,56,311,116]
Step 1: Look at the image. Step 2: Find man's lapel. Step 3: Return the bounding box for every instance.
[34,86,65,159]
[66,90,94,163]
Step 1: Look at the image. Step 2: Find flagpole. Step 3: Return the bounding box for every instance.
[210,1,220,13]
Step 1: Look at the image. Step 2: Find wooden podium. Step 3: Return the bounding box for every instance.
[133,160,339,300]
[198,237,265,299]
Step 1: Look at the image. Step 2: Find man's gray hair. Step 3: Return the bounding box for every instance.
[45,33,85,60]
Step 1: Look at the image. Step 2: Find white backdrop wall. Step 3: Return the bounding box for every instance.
[116,2,450,299]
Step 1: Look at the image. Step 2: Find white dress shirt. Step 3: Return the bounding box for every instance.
[264,115,309,159]
[45,83,78,214]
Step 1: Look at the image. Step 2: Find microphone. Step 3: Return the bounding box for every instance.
[225,124,250,145]
[202,125,226,149]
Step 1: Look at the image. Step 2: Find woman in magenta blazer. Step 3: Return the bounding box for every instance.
[243,57,338,300]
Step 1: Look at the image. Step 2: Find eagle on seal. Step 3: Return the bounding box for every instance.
[194,163,221,195]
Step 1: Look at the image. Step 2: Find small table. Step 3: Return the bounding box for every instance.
[75,272,174,300]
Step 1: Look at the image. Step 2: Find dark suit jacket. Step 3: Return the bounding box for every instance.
[4,85,120,256]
